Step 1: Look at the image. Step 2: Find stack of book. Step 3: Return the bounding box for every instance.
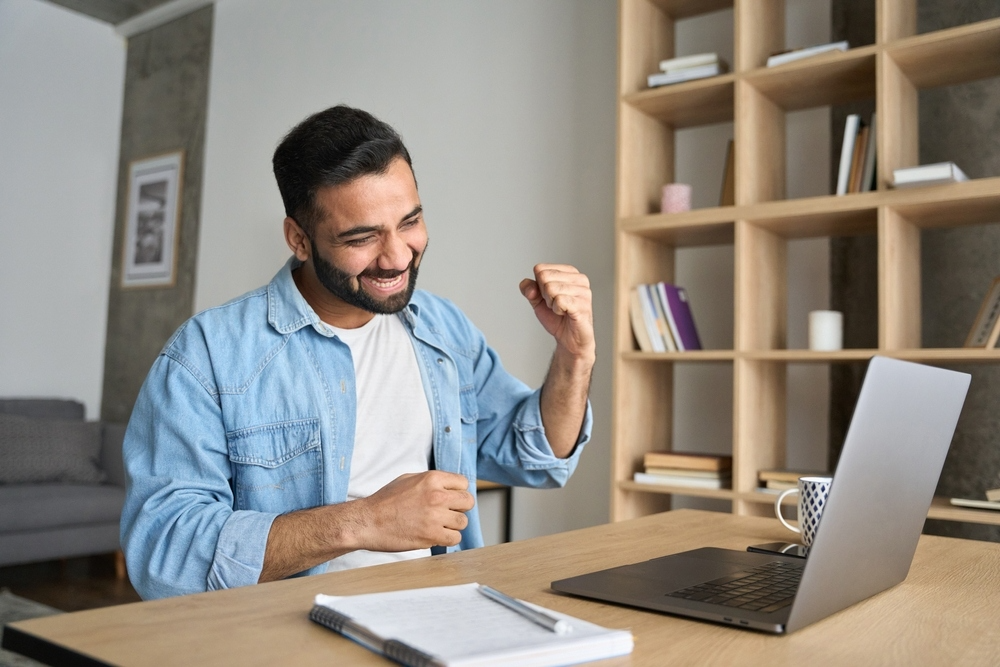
[757,469,826,493]
[766,40,849,68]
[628,282,703,353]
[634,452,731,489]
[892,161,968,188]
[647,52,728,88]
[836,112,877,195]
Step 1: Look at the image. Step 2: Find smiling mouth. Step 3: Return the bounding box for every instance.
[361,269,408,294]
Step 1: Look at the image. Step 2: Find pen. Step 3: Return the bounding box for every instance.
[477,584,572,635]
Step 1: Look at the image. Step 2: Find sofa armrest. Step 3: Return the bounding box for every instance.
[100,423,127,487]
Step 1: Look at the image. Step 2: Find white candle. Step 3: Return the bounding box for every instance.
[809,310,843,351]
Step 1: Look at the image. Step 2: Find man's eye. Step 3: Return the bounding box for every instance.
[401,217,420,229]
[346,236,374,247]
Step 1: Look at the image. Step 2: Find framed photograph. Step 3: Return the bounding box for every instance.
[122,151,184,288]
[964,275,1000,348]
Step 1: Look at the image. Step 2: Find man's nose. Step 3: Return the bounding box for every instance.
[378,232,412,270]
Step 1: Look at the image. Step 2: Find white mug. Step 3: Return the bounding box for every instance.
[774,476,833,547]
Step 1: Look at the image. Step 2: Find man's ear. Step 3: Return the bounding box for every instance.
[284,217,311,262]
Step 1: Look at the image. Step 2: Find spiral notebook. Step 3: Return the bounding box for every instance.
[309,582,633,667]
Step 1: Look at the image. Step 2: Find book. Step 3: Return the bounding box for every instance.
[859,113,877,192]
[836,114,861,195]
[644,451,731,471]
[758,469,826,483]
[964,276,1000,348]
[892,162,968,188]
[987,488,1000,502]
[310,583,634,667]
[628,288,654,352]
[764,480,798,491]
[659,52,720,72]
[634,472,730,489]
[719,139,735,206]
[657,283,702,351]
[949,498,1000,512]
[647,62,726,88]
[766,40,849,67]
[645,467,728,479]
[848,124,868,193]
[644,283,678,351]
[636,284,666,353]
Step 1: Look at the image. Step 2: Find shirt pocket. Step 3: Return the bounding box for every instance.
[226,418,322,514]
[460,385,478,446]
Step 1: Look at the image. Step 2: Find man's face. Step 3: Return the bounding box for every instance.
[305,158,428,317]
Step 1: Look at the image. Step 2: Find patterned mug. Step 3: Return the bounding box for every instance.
[774,476,834,547]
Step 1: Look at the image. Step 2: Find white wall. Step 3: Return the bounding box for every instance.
[197,0,618,539]
[0,0,125,420]
[671,0,832,512]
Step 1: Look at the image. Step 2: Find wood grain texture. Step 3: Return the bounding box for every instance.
[12,511,1000,666]
[878,207,921,349]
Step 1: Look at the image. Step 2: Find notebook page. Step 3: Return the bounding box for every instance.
[314,583,631,665]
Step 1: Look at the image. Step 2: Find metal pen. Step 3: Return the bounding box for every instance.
[477,584,572,635]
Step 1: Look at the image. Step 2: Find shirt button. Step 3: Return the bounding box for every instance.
[444,426,452,433]
[437,358,444,364]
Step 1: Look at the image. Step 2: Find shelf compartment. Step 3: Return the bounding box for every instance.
[619,480,736,501]
[624,75,735,128]
[745,47,877,111]
[887,17,1000,90]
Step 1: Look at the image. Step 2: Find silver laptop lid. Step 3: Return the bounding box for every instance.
[786,356,970,633]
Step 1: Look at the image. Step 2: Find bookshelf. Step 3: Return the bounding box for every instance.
[612,0,1000,528]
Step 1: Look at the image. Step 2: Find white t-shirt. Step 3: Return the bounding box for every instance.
[322,313,434,571]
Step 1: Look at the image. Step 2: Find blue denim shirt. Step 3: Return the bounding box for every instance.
[121,258,591,599]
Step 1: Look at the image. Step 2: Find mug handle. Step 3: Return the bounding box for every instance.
[775,488,801,534]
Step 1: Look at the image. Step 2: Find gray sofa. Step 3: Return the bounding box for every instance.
[0,399,126,568]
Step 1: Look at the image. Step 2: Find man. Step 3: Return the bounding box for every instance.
[120,105,595,599]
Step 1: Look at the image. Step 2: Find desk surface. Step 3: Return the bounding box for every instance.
[6,509,1000,666]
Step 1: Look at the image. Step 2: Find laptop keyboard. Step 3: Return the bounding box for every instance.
[666,560,803,614]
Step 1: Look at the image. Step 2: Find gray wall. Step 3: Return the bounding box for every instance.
[831,0,1000,541]
[100,6,213,423]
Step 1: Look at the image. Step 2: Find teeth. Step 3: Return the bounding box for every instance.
[367,273,405,289]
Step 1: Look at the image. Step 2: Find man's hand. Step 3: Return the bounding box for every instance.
[354,471,475,551]
[259,471,474,583]
[519,264,595,459]
[519,264,595,363]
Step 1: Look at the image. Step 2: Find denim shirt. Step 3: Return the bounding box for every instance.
[120,258,592,599]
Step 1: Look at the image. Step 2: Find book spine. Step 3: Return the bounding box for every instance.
[663,284,702,350]
[629,288,654,352]
[638,285,667,352]
[860,113,877,192]
[836,114,860,195]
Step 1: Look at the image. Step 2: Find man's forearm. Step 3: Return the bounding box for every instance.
[539,347,594,459]
[258,503,362,583]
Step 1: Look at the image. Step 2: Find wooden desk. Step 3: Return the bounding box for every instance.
[5,510,1000,666]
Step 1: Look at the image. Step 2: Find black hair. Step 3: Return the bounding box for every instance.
[272,105,413,232]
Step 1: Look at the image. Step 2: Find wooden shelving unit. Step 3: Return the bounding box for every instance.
[612,0,1000,524]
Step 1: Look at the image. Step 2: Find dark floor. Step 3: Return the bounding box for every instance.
[0,554,140,612]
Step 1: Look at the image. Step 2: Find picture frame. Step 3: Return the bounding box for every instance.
[964,275,1000,348]
[121,151,184,288]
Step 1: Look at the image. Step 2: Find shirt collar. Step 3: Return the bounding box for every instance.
[267,256,422,335]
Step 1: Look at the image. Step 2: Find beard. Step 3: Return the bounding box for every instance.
[310,238,422,315]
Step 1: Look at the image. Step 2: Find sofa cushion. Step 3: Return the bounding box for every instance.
[0,484,125,533]
[0,399,85,421]
[0,414,106,484]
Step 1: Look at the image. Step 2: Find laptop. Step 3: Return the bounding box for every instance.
[552,356,970,634]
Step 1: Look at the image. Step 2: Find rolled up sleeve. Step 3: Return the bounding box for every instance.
[121,353,275,599]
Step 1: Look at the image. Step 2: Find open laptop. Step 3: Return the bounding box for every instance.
[552,356,970,634]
